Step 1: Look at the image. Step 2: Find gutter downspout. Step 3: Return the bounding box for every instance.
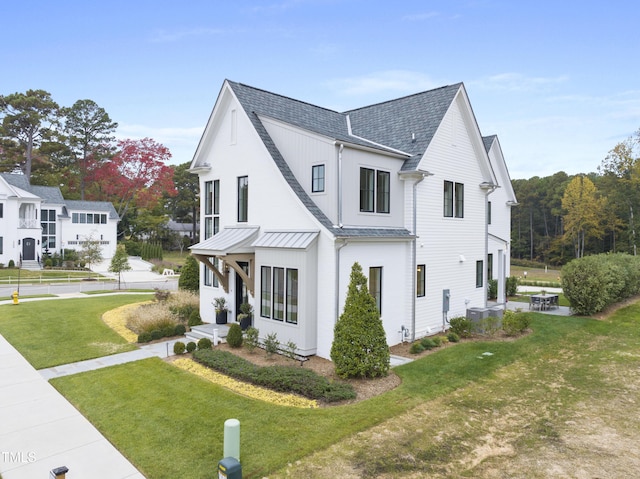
[481,183,498,307]
[410,170,430,341]
[337,144,344,227]
[335,238,347,326]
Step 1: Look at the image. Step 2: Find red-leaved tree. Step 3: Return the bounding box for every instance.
[87,137,177,218]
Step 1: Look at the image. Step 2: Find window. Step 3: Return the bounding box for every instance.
[417,264,425,297]
[488,201,492,225]
[360,168,390,213]
[476,260,484,288]
[204,181,212,215]
[204,258,219,287]
[213,180,220,215]
[261,266,272,317]
[312,164,325,193]
[260,266,299,324]
[0,237,3,254]
[41,209,56,249]
[286,269,298,324]
[487,254,493,281]
[369,266,382,314]
[238,176,248,222]
[444,181,464,218]
[0,203,3,218]
[273,267,285,321]
[376,170,390,213]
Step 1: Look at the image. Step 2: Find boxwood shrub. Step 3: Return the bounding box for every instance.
[193,349,355,402]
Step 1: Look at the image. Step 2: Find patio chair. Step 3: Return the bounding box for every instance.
[530,296,542,311]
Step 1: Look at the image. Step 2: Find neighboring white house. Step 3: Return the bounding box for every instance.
[0,173,119,267]
[189,80,516,359]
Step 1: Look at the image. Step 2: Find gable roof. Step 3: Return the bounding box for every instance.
[63,200,119,220]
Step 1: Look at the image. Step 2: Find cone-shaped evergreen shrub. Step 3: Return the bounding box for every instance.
[227,323,243,348]
[178,255,200,293]
[330,262,390,378]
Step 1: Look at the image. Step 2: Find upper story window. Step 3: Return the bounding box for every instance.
[41,209,56,249]
[72,212,107,224]
[0,203,3,218]
[444,181,464,218]
[312,164,325,193]
[488,201,492,224]
[360,168,390,213]
[238,176,248,222]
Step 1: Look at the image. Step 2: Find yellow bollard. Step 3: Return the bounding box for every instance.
[12,290,19,305]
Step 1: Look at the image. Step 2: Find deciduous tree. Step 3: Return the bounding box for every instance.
[562,175,605,258]
[109,244,131,289]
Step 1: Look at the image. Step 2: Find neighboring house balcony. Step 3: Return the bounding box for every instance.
[19,218,40,229]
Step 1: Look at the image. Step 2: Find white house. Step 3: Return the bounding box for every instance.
[0,173,119,268]
[189,80,516,359]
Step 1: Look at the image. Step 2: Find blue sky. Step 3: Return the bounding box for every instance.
[3,0,639,179]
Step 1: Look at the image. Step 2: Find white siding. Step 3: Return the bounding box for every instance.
[413,94,489,337]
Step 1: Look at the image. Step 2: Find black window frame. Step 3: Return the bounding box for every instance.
[369,266,383,314]
[476,260,484,288]
[444,180,464,218]
[237,176,248,222]
[417,264,426,297]
[312,164,325,193]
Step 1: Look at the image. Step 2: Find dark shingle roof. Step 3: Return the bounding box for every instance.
[226,80,464,239]
[64,200,119,220]
[483,135,497,153]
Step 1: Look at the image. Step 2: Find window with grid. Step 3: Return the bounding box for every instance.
[312,164,325,193]
[41,209,56,249]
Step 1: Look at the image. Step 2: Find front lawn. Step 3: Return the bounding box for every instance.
[48,312,586,479]
[0,294,152,368]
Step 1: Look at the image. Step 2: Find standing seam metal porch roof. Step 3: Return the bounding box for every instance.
[190,226,260,255]
[252,231,319,249]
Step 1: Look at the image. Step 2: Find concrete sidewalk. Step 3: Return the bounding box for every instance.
[0,334,146,479]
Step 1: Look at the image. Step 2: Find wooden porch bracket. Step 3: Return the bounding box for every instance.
[191,253,254,296]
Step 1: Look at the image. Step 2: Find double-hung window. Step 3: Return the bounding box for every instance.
[312,164,325,193]
[360,168,390,213]
[444,181,464,218]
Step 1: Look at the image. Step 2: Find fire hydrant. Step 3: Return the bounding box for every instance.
[12,290,19,305]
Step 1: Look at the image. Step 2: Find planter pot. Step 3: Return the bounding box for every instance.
[215,310,228,325]
[239,315,252,331]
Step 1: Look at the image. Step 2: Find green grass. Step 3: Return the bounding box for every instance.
[511,264,561,284]
[47,311,578,479]
[0,268,104,281]
[0,294,152,368]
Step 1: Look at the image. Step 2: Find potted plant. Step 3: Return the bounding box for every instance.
[237,302,253,330]
[213,297,228,324]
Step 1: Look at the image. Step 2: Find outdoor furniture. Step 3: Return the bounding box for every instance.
[530,294,559,311]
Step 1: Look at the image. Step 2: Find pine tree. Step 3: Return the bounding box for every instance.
[330,262,390,378]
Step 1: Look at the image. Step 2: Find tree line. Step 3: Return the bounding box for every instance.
[512,128,640,265]
[0,89,199,247]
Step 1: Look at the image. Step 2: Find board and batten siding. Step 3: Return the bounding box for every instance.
[412,93,489,337]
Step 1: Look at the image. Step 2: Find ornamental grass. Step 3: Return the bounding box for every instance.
[126,301,180,334]
[102,301,151,343]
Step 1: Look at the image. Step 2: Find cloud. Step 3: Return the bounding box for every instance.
[471,72,570,92]
[327,70,445,97]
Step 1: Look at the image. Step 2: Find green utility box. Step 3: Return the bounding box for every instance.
[218,457,242,479]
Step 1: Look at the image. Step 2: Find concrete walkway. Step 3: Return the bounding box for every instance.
[0,334,146,479]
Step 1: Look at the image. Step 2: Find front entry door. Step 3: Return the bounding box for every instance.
[22,238,36,261]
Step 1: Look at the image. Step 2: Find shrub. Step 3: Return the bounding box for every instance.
[154,289,170,302]
[502,310,533,336]
[264,332,280,357]
[193,349,356,402]
[151,329,163,341]
[476,315,501,336]
[227,323,243,348]
[331,262,390,378]
[174,324,186,336]
[432,336,445,346]
[487,279,498,299]
[8,259,15,268]
[447,331,460,343]
[167,290,200,322]
[186,341,197,353]
[420,337,437,350]
[409,342,425,354]
[244,327,259,353]
[188,310,202,327]
[448,316,472,338]
[173,341,186,355]
[137,332,152,343]
[162,326,176,337]
[506,276,519,297]
[197,337,212,350]
[178,255,200,293]
[284,340,298,360]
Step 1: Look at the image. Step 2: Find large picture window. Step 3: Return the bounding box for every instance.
[260,265,299,325]
[444,181,464,218]
[369,266,383,314]
[238,176,248,222]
